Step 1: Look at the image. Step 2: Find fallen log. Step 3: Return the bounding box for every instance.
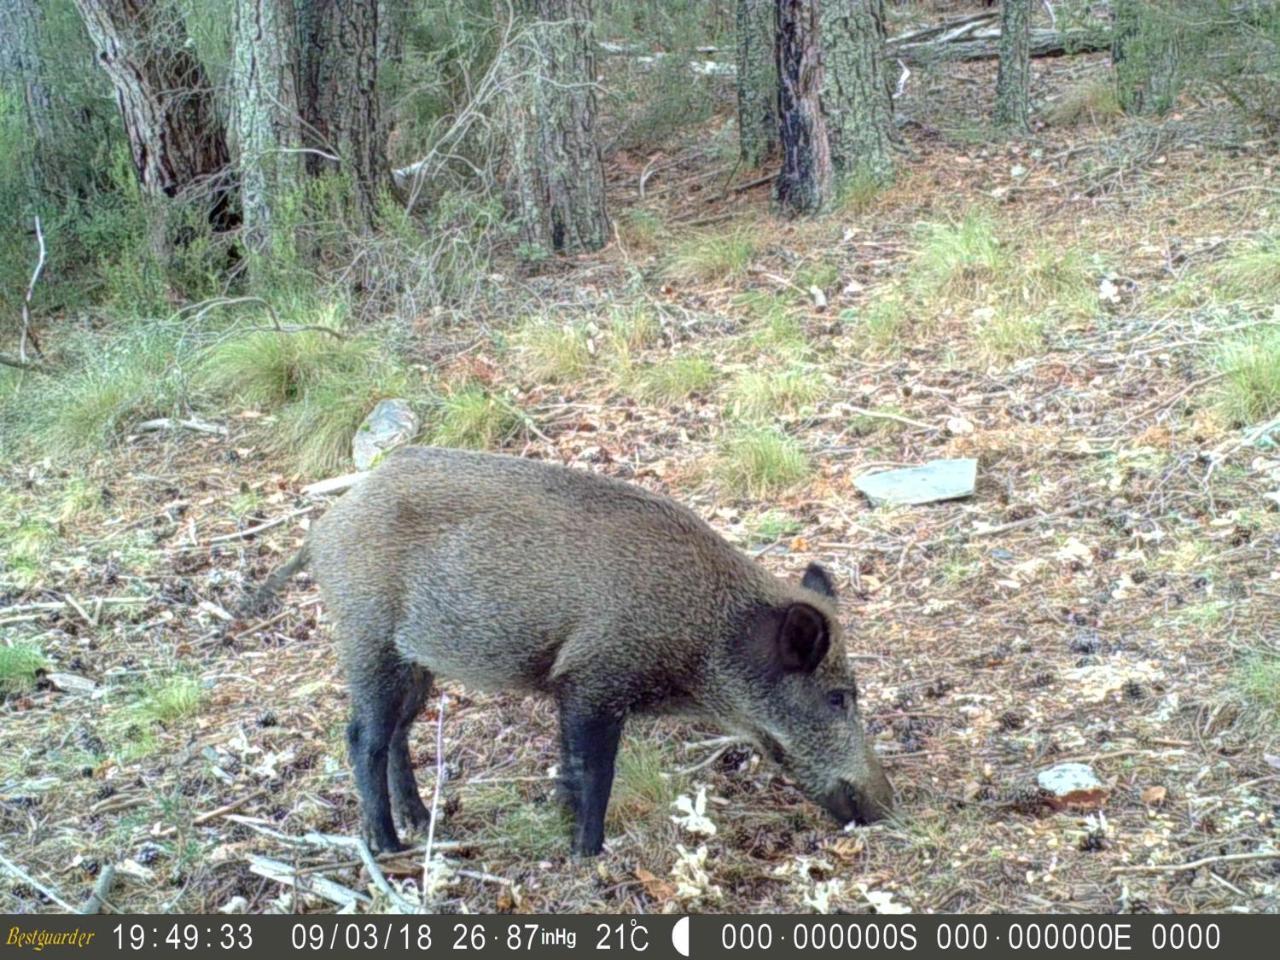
[891,27,1113,64]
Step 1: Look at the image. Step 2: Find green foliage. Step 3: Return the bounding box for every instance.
[1215,329,1280,426]
[911,213,1007,298]
[0,644,47,696]
[715,426,811,498]
[842,296,911,357]
[19,323,190,455]
[136,675,206,726]
[727,365,828,420]
[201,319,415,476]
[837,168,890,214]
[1232,651,1280,726]
[666,229,758,284]
[513,318,594,384]
[976,310,1047,364]
[745,509,802,543]
[431,386,523,450]
[1046,78,1123,126]
[1213,233,1280,303]
[609,738,680,827]
[629,355,717,403]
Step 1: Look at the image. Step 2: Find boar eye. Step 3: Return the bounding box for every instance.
[827,690,851,713]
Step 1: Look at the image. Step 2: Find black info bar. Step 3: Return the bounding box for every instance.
[0,915,1264,960]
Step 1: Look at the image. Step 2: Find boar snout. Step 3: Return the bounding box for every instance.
[822,758,894,826]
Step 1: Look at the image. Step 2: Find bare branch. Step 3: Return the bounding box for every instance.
[20,216,46,362]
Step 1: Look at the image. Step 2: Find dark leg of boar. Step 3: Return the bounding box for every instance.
[387,665,433,833]
[557,696,625,856]
[346,650,433,853]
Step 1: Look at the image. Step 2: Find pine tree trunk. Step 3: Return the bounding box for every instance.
[0,0,57,192]
[72,0,234,229]
[819,0,897,184]
[736,0,778,168]
[232,0,302,256]
[297,0,388,231]
[509,0,610,257]
[774,0,833,214]
[994,0,1032,133]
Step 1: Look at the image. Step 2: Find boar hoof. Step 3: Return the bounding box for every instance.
[393,798,432,835]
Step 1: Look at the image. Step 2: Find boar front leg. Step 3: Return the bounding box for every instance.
[556,695,624,857]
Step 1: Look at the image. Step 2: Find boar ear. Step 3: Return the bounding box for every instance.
[801,562,837,600]
[776,603,830,673]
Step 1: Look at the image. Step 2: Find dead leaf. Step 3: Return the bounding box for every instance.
[635,867,676,903]
[1141,785,1168,806]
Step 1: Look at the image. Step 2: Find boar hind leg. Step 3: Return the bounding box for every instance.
[557,696,624,857]
[387,665,433,835]
[345,648,423,853]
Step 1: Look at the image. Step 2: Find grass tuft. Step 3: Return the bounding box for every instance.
[666,228,758,284]
[1213,233,1280,303]
[715,426,811,498]
[0,643,47,696]
[842,296,912,357]
[1232,652,1280,727]
[609,738,680,827]
[1045,78,1122,126]
[137,676,206,726]
[727,365,829,420]
[629,355,718,403]
[1215,329,1280,426]
[912,212,1007,299]
[431,386,524,450]
[976,309,1047,364]
[512,319,593,384]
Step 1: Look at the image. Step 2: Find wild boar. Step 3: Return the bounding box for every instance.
[250,446,892,855]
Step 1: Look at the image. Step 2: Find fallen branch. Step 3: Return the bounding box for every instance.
[20,216,46,362]
[892,27,1112,64]
[0,850,77,912]
[246,854,370,910]
[77,865,118,915]
[202,507,315,546]
[134,417,229,437]
[0,596,149,618]
[301,472,364,497]
[844,406,935,431]
[1111,850,1280,875]
[422,692,449,913]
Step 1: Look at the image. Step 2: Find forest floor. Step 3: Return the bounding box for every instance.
[3,44,1280,914]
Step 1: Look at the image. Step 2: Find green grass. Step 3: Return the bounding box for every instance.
[745,510,803,543]
[911,212,1007,299]
[837,168,889,214]
[727,365,829,420]
[0,643,47,696]
[1017,245,1098,319]
[616,209,668,251]
[1213,233,1280,303]
[23,325,188,455]
[136,675,206,726]
[629,355,718,403]
[609,737,680,828]
[1,516,58,590]
[606,305,664,354]
[715,426,812,498]
[666,228,758,284]
[1232,652,1280,727]
[201,325,413,476]
[56,478,103,524]
[1045,78,1122,126]
[431,386,523,450]
[1215,329,1280,426]
[512,318,593,384]
[842,296,911,357]
[743,300,811,359]
[468,783,569,857]
[976,310,1047,364]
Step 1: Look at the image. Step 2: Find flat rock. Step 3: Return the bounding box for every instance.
[854,458,977,507]
[45,672,99,697]
[1037,762,1109,811]
[352,398,420,471]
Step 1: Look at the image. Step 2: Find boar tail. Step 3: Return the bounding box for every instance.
[240,544,311,617]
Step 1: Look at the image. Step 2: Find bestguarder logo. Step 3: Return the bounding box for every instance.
[5,927,97,952]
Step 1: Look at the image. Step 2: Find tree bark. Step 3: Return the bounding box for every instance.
[72,0,234,229]
[736,0,778,168]
[297,0,388,231]
[774,0,833,214]
[232,0,302,256]
[0,0,56,192]
[819,0,897,184]
[994,0,1032,132]
[509,0,610,257]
